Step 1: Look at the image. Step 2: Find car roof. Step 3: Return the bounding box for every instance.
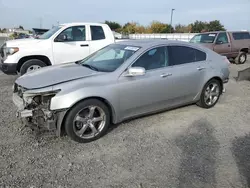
[116,39,192,48]
[199,31,250,34]
[59,22,107,27]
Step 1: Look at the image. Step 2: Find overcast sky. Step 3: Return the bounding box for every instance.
[0,0,249,30]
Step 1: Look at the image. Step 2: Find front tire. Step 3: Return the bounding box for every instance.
[64,99,111,143]
[236,52,247,64]
[20,59,47,75]
[197,79,222,109]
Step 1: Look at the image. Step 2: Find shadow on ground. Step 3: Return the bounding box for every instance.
[236,67,250,81]
[175,119,220,188]
[231,134,250,187]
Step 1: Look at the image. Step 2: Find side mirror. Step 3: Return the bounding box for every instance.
[55,34,67,42]
[125,67,146,77]
[216,40,223,44]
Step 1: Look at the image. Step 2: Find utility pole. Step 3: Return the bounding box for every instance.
[170,8,175,33]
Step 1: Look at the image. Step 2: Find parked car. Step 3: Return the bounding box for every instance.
[15,33,31,39]
[190,31,250,64]
[0,23,115,75]
[12,40,230,143]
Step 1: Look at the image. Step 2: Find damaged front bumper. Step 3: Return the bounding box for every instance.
[12,92,67,136]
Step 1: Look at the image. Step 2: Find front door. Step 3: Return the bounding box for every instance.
[52,25,90,65]
[213,32,232,56]
[167,45,208,105]
[118,46,175,120]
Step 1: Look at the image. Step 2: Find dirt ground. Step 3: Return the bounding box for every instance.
[0,59,250,188]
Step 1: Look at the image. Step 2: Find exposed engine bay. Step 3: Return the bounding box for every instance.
[13,83,66,135]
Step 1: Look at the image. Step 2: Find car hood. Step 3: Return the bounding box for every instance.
[6,38,43,47]
[15,63,103,89]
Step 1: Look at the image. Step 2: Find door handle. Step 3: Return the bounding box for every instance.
[197,67,206,71]
[228,45,230,47]
[161,73,172,78]
[80,44,89,47]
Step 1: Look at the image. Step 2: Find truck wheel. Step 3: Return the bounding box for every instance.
[20,59,47,75]
[64,99,111,143]
[236,52,247,64]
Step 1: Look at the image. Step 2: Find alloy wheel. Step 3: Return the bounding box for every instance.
[73,106,106,139]
[204,82,220,106]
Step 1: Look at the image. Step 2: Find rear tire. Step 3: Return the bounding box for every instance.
[235,52,247,64]
[64,99,111,143]
[197,79,222,109]
[20,59,47,75]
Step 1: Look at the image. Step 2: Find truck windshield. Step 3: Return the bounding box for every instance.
[39,26,62,39]
[79,44,140,72]
[190,33,217,43]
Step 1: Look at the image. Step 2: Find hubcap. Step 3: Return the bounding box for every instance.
[204,83,220,106]
[27,65,41,72]
[73,106,106,139]
[240,55,246,63]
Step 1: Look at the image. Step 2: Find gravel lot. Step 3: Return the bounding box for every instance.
[0,59,250,188]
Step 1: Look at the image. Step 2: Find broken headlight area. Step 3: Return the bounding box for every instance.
[14,88,61,132]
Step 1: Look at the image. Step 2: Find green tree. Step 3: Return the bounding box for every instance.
[2,28,7,33]
[122,22,138,34]
[135,25,147,33]
[104,21,122,31]
[19,25,24,30]
[207,20,225,31]
[190,21,208,33]
[175,24,191,33]
[148,21,173,33]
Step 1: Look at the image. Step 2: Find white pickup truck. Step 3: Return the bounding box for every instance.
[0,22,115,75]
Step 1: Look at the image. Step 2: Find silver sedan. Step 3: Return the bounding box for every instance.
[13,40,230,143]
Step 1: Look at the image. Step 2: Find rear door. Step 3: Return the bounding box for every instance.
[52,25,90,65]
[88,25,111,55]
[213,32,232,56]
[167,45,208,105]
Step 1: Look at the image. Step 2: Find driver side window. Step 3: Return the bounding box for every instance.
[57,26,86,42]
[216,32,228,44]
[132,46,168,70]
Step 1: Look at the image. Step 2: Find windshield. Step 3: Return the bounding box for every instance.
[79,44,140,72]
[39,26,62,39]
[190,33,217,43]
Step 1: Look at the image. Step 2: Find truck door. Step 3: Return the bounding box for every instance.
[52,25,90,65]
[88,25,112,55]
[213,32,232,56]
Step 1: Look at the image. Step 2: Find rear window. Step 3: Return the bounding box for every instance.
[90,26,106,40]
[168,46,207,66]
[232,32,250,40]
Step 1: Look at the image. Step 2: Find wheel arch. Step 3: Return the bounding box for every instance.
[206,76,223,94]
[17,55,52,72]
[240,48,248,54]
[58,96,116,135]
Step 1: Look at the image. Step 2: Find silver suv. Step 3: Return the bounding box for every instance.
[12,40,230,143]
